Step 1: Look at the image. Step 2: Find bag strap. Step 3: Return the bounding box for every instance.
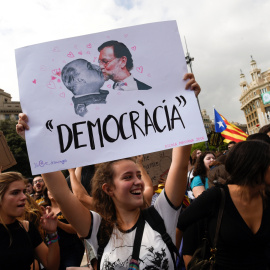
[210,188,225,261]
[97,215,145,269]
[142,206,179,270]
[97,220,111,270]
[131,213,145,261]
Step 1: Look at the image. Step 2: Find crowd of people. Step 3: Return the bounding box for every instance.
[1,72,270,270]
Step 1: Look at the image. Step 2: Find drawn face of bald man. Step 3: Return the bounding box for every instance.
[62,59,105,96]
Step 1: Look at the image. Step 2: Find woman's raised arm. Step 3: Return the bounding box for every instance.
[164,73,201,208]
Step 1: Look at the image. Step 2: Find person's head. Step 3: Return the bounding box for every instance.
[32,176,45,195]
[227,141,236,151]
[193,151,216,178]
[92,158,144,223]
[61,59,104,96]
[98,40,133,81]
[0,172,27,224]
[25,178,33,195]
[225,140,270,187]
[190,149,202,166]
[246,133,270,144]
[259,124,270,137]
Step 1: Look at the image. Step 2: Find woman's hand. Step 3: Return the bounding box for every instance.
[40,206,58,234]
[183,73,201,97]
[16,113,29,140]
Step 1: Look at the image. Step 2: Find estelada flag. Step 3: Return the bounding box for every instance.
[214,109,248,143]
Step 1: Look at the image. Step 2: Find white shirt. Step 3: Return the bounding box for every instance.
[114,75,138,91]
[86,190,181,269]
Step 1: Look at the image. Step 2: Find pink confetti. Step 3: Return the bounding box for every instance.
[52,47,60,52]
[136,66,143,73]
[67,52,74,58]
[47,81,56,89]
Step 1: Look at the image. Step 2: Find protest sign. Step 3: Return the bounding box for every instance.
[0,131,17,171]
[141,150,172,186]
[16,20,207,174]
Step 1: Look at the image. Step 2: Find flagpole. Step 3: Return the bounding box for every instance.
[184,37,209,150]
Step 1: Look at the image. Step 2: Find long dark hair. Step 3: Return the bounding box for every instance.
[193,151,215,185]
[91,158,138,241]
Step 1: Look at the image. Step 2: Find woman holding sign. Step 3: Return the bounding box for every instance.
[16,73,200,269]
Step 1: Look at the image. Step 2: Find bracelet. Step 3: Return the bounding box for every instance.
[47,237,59,245]
[45,231,59,245]
[47,231,58,240]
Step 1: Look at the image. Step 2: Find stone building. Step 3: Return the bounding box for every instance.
[201,109,212,134]
[0,89,22,121]
[239,57,270,134]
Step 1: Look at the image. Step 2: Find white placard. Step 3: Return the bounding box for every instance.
[15,21,207,174]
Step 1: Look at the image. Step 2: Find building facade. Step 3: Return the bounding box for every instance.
[239,58,270,134]
[201,109,212,134]
[0,89,22,121]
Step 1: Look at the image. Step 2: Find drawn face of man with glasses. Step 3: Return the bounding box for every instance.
[97,40,152,91]
[98,46,129,82]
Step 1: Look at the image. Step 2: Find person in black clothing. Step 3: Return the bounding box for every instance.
[178,140,270,270]
[0,171,59,270]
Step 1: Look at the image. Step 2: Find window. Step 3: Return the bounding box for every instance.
[256,119,259,123]
[15,115,19,120]
[261,88,267,94]
[254,111,257,117]
[254,92,256,96]
[5,114,10,120]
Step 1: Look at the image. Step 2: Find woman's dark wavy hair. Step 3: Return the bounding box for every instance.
[193,151,216,185]
[91,158,137,243]
[225,140,270,187]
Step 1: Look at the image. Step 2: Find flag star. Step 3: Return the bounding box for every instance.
[217,121,224,128]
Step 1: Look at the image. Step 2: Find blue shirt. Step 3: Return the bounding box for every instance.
[190,175,209,190]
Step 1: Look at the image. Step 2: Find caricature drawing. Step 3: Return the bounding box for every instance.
[61,59,109,117]
[98,40,152,91]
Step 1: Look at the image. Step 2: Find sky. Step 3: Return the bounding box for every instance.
[1,0,269,123]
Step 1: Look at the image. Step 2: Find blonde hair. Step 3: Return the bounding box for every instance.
[0,171,27,246]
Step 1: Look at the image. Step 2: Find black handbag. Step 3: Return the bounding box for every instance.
[187,188,225,270]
